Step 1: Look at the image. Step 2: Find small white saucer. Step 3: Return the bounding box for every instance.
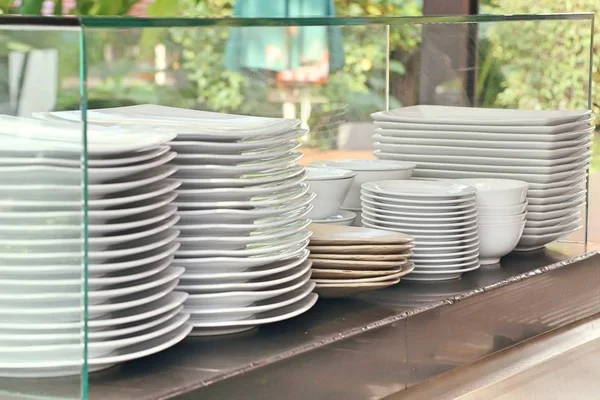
[312,210,357,226]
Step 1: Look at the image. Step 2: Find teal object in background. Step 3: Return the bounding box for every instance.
[225,0,345,74]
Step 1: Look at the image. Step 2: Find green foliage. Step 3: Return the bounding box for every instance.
[486,0,598,119]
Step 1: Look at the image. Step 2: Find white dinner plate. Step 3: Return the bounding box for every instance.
[175,241,308,271]
[174,141,300,164]
[46,104,302,140]
[186,270,312,309]
[362,220,478,239]
[175,230,311,258]
[168,128,306,154]
[527,195,586,213]
[174,184,308,210]
[371,106,590,126]
[182,250,310,280]
[175,170,307,202]
[361,190,476,206]
[525,211,581,228]
[373,142,591,163]
[526,205,586,221]
[174,152,302,179]
[178,260,312,293]
[362,180,476,199]
[375,125,594,142]
[177,219,310,251]
[176,204,312,237]
[374,117,593,134]
[527,178,587,198]
[402,263,480,281]
[360,196,475,213]
[372,131,593,150]
[176,192,315,224]
[178,164,305,189]
[412,245,479,259]
[362,210,477,229]
[188,293,317,336]
[185,281,315,322]
[523,218,582,236]
[362,205,477,222]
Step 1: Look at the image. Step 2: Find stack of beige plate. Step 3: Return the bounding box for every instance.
[308,223,414,298]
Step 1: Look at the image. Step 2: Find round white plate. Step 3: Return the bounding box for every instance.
[362,214,477,232]
[178,260,312,293]
[185,281,315,321]
[362,203,477,220]
[188,293,318,335]
[372,131,592,150]
[175,230,311,258]
[175,193,315,224]
[413,237,479,252]
[182,250,309,280]
[361,190,476,206]
[177,219,310,251]
[178,164,305,189]
[362,180,476,199]
[175,241,308,271]
[360,196,475,212]
[362,220,478,239]
[174,141,300,164]
[176,205,311,236]
[174,184,308,210]
[186,271,312,309]
[175,171,307,202]
[312,210,356,225]
[168,128,306,154]
[412,245,479,259]
[174,152,302,179]
[362,207,477,224]
[413,232,479,247]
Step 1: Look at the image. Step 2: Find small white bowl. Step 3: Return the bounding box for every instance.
[450,178,529,207]
[311,159,416,209]
[305,167,356,219]
[478,202,528,216]
[477,220,526,265]
[478,213,526,224]
[312,210,357,226]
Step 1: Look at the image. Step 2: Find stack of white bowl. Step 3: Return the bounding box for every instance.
[40,104,319,336]
[450,179,528,265]
[371,105,593,250]
[304,167,357,226]
[310,159,417,226]
[361,180,480,281]
[0,115,190,377]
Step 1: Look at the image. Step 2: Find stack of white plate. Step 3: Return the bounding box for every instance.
[0,115,190,377]
[371,105,593,250]
[361,180,480,281]
[41,105,319,336]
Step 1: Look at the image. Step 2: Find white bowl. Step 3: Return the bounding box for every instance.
[312,210,357,226]
[450,178,529,207]
[477,220,526,265]
[311,160,416,209]
[478,202,528,216]
[478,213,526,224]
[305,167,355,219]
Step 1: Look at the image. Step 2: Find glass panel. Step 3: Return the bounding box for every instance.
[0,22,88,400]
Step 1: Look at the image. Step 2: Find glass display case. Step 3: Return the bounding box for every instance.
[0,12,594,400]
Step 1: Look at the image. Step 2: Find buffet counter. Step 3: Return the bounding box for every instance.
[2,243,597,399]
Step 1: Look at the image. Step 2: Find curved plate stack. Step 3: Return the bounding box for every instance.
[43,105,319,336]
[0,115,190,377]
[361,181,480,281]
[371,105,593,251]
[307,223,414,297]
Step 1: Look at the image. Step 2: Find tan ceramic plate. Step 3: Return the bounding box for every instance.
[312,263,414,284]
[314,279,400,298]
[309,223,413,245]
[308,243,413,255]
[311,268,402,279]
[309,252,413,261]
[310,257,410,270]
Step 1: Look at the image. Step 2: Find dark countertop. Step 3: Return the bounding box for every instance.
[0,243,595,400]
